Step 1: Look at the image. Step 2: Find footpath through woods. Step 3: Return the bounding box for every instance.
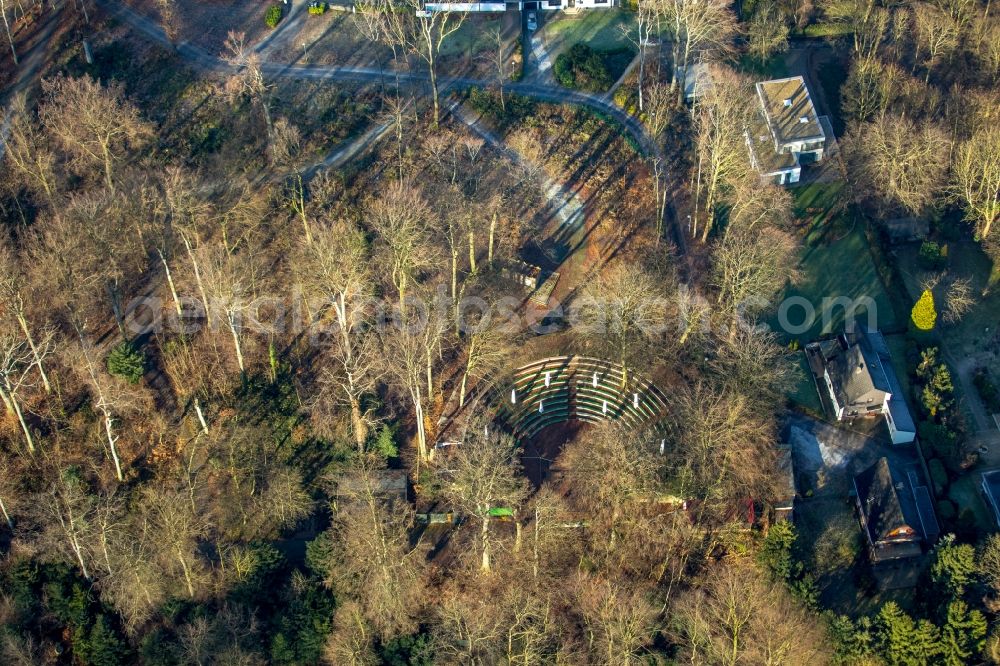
[86,0,685,253]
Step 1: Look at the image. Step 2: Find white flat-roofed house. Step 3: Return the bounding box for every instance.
[746,76,826,185]
[423,1,506,10]
[423,0,615,10]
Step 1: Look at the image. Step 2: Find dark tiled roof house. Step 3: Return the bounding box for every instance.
[854,457,939,563]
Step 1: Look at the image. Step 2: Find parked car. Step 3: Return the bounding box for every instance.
[526,11,537,31]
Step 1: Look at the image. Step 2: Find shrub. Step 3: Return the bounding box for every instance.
[468,86,535,124]
[919,421,964,472]
[973,369,1000,413]
[308,1,327,14]
[800,22,854,38]
[930,534,976,597]
[554,43,612,92]
[107,342,145,384]
[265,4,283,28]
[613,85,631,108]
[927,458,949,496]
[510,40,524,82]
[911,289,937,331]
[915,348,954,419]
[918,240,947,270]
[374,424,399,458]
[382,632,436,665]
[937,499,956,521]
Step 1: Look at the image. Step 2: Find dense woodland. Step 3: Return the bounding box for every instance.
[0,0,999,663]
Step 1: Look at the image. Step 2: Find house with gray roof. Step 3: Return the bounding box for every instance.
[810,327,916,445]
[982,470,1000,528]
[746,76,826,185]
[854,457,939,562]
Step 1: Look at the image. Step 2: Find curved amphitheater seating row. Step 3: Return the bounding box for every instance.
[494,356,669,440]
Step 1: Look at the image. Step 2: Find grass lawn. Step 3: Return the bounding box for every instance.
[895,241,1000,370]
[789,354,825,415]
[947,475,994,534]
[735,52,790,80]
[540,9,637,55]
[767,183,897,347]
[440,15,505,58]
[883,333,916,402]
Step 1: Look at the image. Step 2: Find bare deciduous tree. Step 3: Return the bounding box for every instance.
[748,0,790,63]
[441,422,529,572]
[711,225,797,321]
[40,466,97,580]
[369,181,436,317]
[709,326,797,409]
[663,0,737,98]
[619,0,656,111]
[561,422,662,552]
[825,0,889,62]
[457,308,514,408]
[3,94,57,202]
[382,322,432,462]
[844,114,951,217]
[692,67,754,241]
[323,457,427,640]
[0,332,49,453]
[199,242,262,375]
[39,75,151,191]
[144,486,206,599]
[401,0,467,126]
[0,240,53,394]
[913,2,959,83]
[671,558,831,665]
[0,0,17,65]
[296,219,380,448]
[841,56,905,123]
[324,602,379,665]
[222,31,273,138]
[573,262,668,387]
[574,574,658,665]
[71,337,148,482]
[952,124,1000,241]
[942,276,976,324]
[664,382,776,520]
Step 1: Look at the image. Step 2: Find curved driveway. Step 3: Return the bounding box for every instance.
[93,0,683,250]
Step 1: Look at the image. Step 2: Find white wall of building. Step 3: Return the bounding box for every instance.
[425,2,506,10]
